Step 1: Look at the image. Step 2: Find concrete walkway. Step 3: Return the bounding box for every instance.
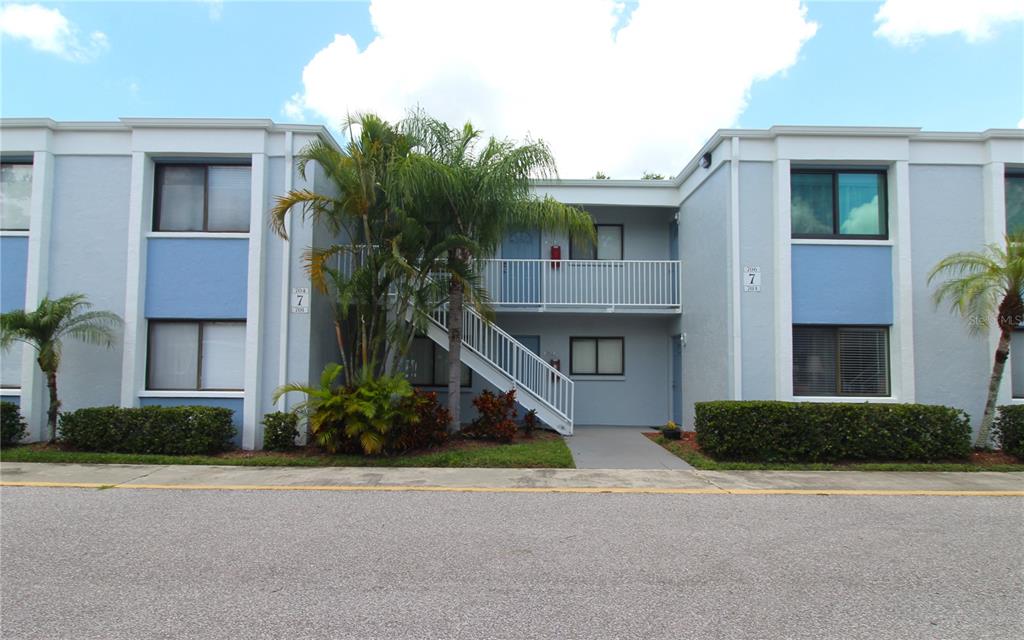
[565,426,694,469]
[2,462,1022,495]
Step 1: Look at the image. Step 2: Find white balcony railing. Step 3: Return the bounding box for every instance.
[479,259,681,309]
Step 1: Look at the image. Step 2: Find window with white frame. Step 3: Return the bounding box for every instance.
[570,224,623,260]
[147,321,246,390]
[1011,331,1024,399]
[570,337,624,375]
[153,164,251,232]
[1,162,32,230]
[1006,174,1024,237]
[791,170,888,239]
[793,325,890,396]
[406,336,471,387]
[0,344,22,389]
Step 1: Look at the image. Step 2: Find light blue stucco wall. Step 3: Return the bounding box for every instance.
[48,155,131,412]
[1,236,28,312]
[738,162,777,400]
[791,245,893,325]
[909,165,989,429]
[145,238,248,318]
[139,396,244,446]
[679,164,731,427]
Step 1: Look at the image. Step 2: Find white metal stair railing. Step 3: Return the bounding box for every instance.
[424,305,574,435]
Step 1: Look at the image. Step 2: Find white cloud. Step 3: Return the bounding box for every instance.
[875,0,1024,46]
[1018,117,1024,129]
[204,0,224,22]
[0,3,108,62]
[285,0,817,178]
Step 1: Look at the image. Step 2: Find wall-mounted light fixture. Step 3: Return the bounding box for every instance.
[699,152,712,169]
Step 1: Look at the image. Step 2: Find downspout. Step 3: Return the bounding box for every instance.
[276,130,294,410]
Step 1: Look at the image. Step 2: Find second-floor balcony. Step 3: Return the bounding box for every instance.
[479,259,681,313]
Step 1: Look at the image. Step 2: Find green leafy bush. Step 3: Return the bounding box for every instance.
[276,365,417,455]
[994,405,1024,459]
[59,406,236,455]
[1,401,28,447]
[695,401,971,463]
[391,390,450,452]
[463,389,518,443]
[262,411,300,451]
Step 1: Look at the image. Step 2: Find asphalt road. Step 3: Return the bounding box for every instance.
[1,487,1022,640]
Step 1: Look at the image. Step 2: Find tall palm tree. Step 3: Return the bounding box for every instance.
[270,113,427,383]
[0,293,122,442]
[929,234,1024,448]
[394,114,595,429]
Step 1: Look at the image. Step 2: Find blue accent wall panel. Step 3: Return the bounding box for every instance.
[1,236,28,313]
[1,395,20,407]
[139,397,244,446]
[145,238,248,318]
[792,245,893,325]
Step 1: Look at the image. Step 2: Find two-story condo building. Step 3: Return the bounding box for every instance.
[1,118,1022,447]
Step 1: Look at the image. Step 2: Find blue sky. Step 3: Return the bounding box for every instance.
[1,1,1021,177]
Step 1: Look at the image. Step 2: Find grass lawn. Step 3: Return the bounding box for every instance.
[0,433,575,469]
[647,432,1024,472]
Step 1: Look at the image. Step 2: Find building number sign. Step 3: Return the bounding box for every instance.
[291,287,310,313]
[743,266,761,292]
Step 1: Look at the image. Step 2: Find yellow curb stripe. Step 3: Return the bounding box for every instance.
[2,481,1022,497]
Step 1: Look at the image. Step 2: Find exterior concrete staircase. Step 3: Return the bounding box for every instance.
[423,306,574,435]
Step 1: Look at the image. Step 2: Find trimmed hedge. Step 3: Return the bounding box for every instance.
[262,411,299,451]
[1,401,28,447]
[59,406,236,455]
[994,405,1024,459]
[695,401,971,463]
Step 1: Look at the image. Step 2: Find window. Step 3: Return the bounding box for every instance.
[154,164,251,232]
[1012,331,1024,399]
[1007,174,1024,237]
[791,170,887,239]
[147,321,246,390]
[570,224,623,260]
[406,337,471,387]
[1,162,32,230]
[793,326,889,396]
[570,337,624,375]
[1,344,22,389]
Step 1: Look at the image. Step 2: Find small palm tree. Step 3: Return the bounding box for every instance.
[0,294,122,442]
[929,234,1024,448]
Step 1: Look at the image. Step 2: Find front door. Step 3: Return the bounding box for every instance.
[671,335,683,424]
[501,230,541,304]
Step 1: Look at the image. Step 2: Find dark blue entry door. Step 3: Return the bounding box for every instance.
[501,230,541,304]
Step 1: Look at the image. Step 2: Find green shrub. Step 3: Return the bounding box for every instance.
[59,405,236,455]
[262,411,299,451]
[391,390,450,452]
[994,405,1024,459]
[695,401,971,463]
[462,389,518,443]
[1,402,28,447]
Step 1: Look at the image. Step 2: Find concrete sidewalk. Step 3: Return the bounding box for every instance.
[1,462,1022,495]
[565,426,694,469]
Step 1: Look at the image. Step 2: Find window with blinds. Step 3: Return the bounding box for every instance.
[793,326,889,396]
[154,164,251,232]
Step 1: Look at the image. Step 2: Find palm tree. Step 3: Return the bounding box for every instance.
[270,114,427,383]
[394,115,595,429]
[0,293,122,442]
[929,234,1024,448]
